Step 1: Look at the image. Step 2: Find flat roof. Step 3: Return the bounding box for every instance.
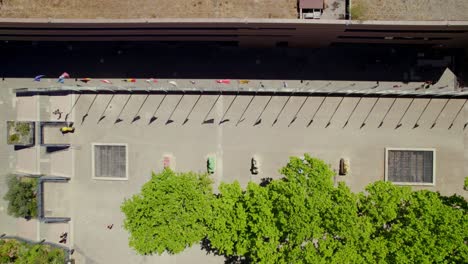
[299,0,324,9]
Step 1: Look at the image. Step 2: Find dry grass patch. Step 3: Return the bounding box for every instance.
[0,0,298,19]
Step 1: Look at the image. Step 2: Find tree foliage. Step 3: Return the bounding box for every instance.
[121,169,213,255]
[122,155,468,263]
[3,176,38,219]
[0,239,65,264]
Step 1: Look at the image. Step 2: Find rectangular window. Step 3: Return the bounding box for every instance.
[385,148,435,185]
[92,143,128,180]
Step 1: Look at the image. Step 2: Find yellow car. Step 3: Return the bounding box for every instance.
[60,126,75,133]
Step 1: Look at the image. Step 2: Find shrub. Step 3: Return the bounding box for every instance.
[465,177,468,190]
[6,121,34,145]
[3,176,38,219]
[8,134,20,144]
[0,240,65,264]
[15,122,31,137]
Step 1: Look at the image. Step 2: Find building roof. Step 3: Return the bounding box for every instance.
[299,0,324,9]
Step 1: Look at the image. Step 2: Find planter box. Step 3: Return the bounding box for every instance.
[7,121,35,146]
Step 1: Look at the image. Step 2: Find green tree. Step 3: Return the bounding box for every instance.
[121,155,468,263]
[3,176,38,219]
[359,181,468,263]
[121,169,213,255]
[208,155,369,264]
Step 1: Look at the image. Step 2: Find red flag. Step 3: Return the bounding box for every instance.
[60,72,70,79]
[101,79,112,84]
[216,79,231,84]
[80,78,91,83]
[123,78,136,83]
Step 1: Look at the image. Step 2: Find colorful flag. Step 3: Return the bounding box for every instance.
[169,81,178,87]
[80,78,92,83]
[123,78,136,83]
[217,79,231,84]
[101,79,112,84]
[34,75,45,82]
[59,72,70,79]
[239,80,250,84]
[57,78,65,84]
[145,78,158,83]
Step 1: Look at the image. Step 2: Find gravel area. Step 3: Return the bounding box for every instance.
[351,0,468,21]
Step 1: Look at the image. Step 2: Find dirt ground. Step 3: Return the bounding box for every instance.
[0,0,298,19]
[352,0,468,21]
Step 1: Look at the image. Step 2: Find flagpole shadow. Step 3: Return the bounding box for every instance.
[132,94,150,123]
[97,94,115,123]
[166,94,184,125]
[272,94,292,127]
[378,98,397,128]
[114,94,133,124]
[219,94,238,125]
[360,97,380,129]
[395,98,415,129]
[342,97,362,128]
[307,97,326,127]
[325,97,344,128]
[254,95,274,126]
[65,94,81,122]
[288,96,308,127]
[183,93,202,125]
[202,94,221,124]
[236,94,256,127]
[81,94,98,125]
[149,94,167,125]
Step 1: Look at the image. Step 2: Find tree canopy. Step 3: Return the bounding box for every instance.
[3,176,38,219]
[121,155,468,263]
[121,169,213,255]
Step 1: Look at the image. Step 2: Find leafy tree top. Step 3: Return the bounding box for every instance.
[121,169,213,255]
[121,155,468,263]
[3,175,38,219]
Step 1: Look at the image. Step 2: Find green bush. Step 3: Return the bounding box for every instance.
[8,134,20,144]
[15,122,31,137]
[3,176,38,219]
[0,239,23,263]
[122,155,468,263]
[465,177,468,190]
[0,240,65,264]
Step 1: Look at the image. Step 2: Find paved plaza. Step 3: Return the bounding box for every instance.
[1,70,467,263]
[0,68,466,263]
